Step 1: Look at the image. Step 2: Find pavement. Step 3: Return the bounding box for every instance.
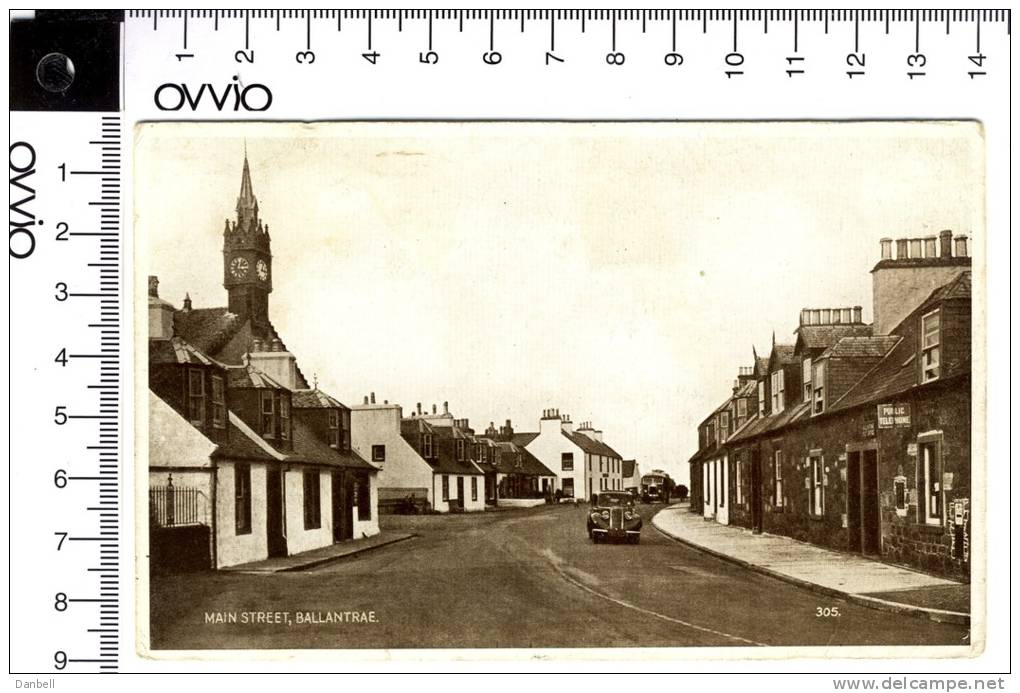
[149,503,971,650]
[221,531,415,573]
[652,504,970,625]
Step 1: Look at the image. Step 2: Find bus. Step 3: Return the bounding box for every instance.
[640,470,673,503]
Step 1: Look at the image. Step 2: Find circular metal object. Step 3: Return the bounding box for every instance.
[36,52,75,93]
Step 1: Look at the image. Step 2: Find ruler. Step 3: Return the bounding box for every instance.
[7,7,1011,675]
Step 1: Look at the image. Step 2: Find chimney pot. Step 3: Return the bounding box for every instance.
[432,404,437,415]
[924,236,938,258]
[820,308,831,324]
[939,229,953,258]
[896,238,909,259]
[909,238,922,259]
[799,309,809,326]
[370,392,376,404]
[954,235,968,257]
[364,396,369,405]
[443,401,449,415]
[880,238,893,260]
[853,306,863,323]
[182,293,192,311]
[148,276,159,298]
[417,402,422,415]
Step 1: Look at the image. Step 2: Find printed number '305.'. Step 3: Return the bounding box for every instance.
[816,607,841,618]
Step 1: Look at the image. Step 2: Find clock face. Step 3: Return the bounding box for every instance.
[256,259,268,281]
[229,256,249,279]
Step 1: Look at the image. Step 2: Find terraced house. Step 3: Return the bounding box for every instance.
[689,231,973,580]
[523,409,626,501]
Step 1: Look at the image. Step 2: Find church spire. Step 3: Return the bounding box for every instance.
[236,149,259,230]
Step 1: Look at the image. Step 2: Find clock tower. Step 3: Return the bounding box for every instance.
[223,152,272,322]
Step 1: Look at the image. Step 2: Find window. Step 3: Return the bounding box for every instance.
[260,390,275,438]
[809,456,824,516]
[921,309,941,382]
[770,370,785,413]
[813,360,826,415]
[341,409,351,451]
[211,375,226,428]
[188,369,206,425]
[757,380,766,416]
[718,459,725,507]
[234,464,251,535]
[442,475,450,501]
[773,450,784,508]
[372,444,386,462]
[279,395,291,441]
[456,438,465,461]
[471,477,478,502]
[719,411,730,440]
[423,434,433,459]
[599,457,604,473]
[357,473,371,520]
[736,398,747,421]
[561,452,574,471]
[735,457,743,505]
[918,440,942,525]
[328,409,340,448]
[802,358,812,402]
[303,471,321,529]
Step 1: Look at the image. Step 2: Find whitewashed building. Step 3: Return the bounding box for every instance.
[523,409,625,501]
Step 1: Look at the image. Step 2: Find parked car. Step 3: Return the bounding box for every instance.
[586,491,642,544]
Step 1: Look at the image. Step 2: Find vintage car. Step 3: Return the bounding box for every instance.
[587,491,642,544]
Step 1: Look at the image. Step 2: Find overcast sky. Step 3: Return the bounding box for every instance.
[137,121,982,483]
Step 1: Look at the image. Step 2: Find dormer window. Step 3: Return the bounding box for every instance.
[736,398,747,422]
[423,433,434,458]
[260,390,275,438]
[718,411,730,441]
[921,309,941,382]
[802,358,812,402]
[456,438,465,461]
[812,360,826,415]
[279,395,291,441]
[188,369,206,426]
[328,409,340,448]
[770,370,785,413]
[211,375,226,429]
[341,409,351,451]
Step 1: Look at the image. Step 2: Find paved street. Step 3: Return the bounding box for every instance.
[149,504,969,650]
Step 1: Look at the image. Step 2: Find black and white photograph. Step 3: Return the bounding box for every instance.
[136,121,982,655]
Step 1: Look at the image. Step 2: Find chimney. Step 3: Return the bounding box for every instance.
[370,392,376,404]
[364,396,369,405]
[853,306,863,323]
[148,275,175,339]
[939,229,953,258]
[954,235,968,257]
[248,339,298,389]
[182,293,192,311]
[432,404,437,415]
[417,402,422,415]
[872,231,971,335]
[799,309,809,326]
[880,238,893,260]
[560,415,573,434]
[443,401,449,415]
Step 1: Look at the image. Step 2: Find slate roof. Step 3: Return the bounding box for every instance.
[754,355,770,377]
[795,323,873,351]
[173,307,310,389]
[821,336,901,360]
[563,430,623,459]
[290,418,376,470]
[919,271,971,310]
[213,412,286,463]
[726,401,811,445]
[771,344,797,365]
[622,460,636,478]
[149,336,225,367]
[521,447,556,477]
[404,421,484,476]
[292,388,345,409]
[512,432,539,447]
[226,364,287,390]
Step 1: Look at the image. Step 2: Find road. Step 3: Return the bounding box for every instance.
[149,503,969,650]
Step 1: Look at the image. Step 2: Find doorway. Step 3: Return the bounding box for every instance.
[456,476,465,509]
[266,466,287,558]
[750,450,763,534]
[847,449,881,555]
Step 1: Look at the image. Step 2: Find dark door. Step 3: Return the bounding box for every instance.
[331,472,345,543]
[341,473,355,540]
[266,466,287,558]
[846,451,862,552]
[861,450,881,554]
[749,450,763,533]
[456,476,465,508]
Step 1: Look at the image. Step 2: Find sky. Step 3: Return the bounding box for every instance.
[137,121,983,484]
